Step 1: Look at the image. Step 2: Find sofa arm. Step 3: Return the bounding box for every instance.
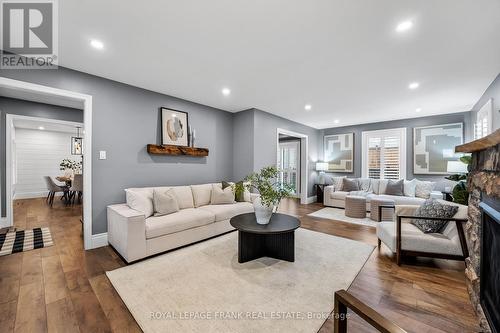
[430,191,443,200]
[107,204,147,263]
[250,193,259,203]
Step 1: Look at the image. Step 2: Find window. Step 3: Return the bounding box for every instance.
[362,128,406,180]
[475,99,493,139]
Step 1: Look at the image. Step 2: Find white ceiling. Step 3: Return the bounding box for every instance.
[59,0,500,129]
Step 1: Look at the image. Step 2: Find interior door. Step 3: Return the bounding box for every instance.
[278,141,300,196]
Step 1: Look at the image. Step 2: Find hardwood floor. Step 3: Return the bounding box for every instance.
[0,197,479,332]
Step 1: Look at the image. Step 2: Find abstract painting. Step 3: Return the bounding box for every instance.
[161,108,189,146]
[324,133,354,172]
[413,123,463,175]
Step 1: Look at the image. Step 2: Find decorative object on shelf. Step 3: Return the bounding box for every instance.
[315,162,328,184]
[324,133,354,172]
[71,126,83,155]
[413,122,463,174]
[244,166,293,224]
[161,107,189,146]
[445,156,471,205]
[147,144,208,157]
[189,126,196,148]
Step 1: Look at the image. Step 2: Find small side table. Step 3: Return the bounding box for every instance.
[315,184,327,204]
[442,191,453,202]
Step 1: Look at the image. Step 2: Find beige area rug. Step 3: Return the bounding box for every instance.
[308,207,378,227]
[107,228,374,333]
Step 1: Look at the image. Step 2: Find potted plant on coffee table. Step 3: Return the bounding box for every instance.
[245,166,293,224]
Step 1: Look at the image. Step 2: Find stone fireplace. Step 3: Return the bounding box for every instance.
[456,129,500,332]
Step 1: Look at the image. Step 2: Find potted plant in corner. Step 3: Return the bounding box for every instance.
[245,166,293,224]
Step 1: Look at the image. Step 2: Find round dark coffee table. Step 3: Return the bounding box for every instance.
[230,213,300,263]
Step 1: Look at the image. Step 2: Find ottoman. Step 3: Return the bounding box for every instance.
[345,195,366,218]
[370,198,395,222]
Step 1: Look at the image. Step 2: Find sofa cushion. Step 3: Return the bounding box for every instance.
[170,186,195,209]
[145,208,215,239]
[211,184,235,204]
[415,180,435,199]
[125,188,154,218]
[330,191,349,200]
[374,194,425,206]
[342,178,359,191]
[371,179,381,194]
[191,184,213,208]
[153,188,179,216]
[385,179,404,196]
[378,180,389,194]
[357,178,372,192]
[404,179,417,197]
[199,202,253,222]
[412,199,459,233]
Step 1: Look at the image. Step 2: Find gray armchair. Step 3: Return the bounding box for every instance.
[44,176,68,207]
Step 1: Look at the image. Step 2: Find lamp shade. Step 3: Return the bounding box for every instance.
[447,161,468,173]
[316,162,328,172]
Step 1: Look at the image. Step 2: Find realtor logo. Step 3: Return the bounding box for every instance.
[1,0,58,69]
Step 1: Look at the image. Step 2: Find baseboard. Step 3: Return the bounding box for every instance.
[306,196,317,204]
[13,191,63,200]
[91,232,108,249]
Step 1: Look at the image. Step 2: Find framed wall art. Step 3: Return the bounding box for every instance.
[324,133,354,173]
[161,107,189,146]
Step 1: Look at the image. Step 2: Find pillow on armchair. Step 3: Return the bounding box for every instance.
[411,199,459,233]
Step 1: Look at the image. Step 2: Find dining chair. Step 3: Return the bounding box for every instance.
[69,174,83,205]
[44,176,68,207]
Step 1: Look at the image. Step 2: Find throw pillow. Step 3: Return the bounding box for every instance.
[125,188,154,218]
[411,199,459,233]
[211,184,235,204]
[385,179,404,196]
[357,178,372,192]
[403,179,417,197]
[342,178,359,192]
[415,180,435,199]
[331,176,346,191]
[223,181,246,202]
[153,188,179,216]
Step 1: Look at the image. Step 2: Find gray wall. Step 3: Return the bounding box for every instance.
[0,67,234,234]
[0,97,84,216]
[240,109,319,197]
[471,73,500,131]
[319,111,474,182]
[232,110,254,182]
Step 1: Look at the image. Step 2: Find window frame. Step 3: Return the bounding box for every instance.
[361,127,407,180]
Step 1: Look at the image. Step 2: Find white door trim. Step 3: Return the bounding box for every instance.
[276,128,308,204]
[0,77,94,250]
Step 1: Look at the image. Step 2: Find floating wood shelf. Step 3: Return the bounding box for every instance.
[147,144,209,156]
[455,129,500,153]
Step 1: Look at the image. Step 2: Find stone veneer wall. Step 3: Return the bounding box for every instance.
[465,143,499,332]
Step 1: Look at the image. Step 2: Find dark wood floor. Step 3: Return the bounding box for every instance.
[0,197,479,333]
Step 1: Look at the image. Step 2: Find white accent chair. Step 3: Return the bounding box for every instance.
[376,203,469,265]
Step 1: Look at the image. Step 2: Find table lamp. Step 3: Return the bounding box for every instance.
[316,162,329,184]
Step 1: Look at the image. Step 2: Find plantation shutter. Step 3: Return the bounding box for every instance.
[362,128,406,180]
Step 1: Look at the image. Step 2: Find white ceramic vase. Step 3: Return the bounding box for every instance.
[253,196,274,224]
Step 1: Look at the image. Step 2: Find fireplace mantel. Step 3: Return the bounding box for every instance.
[456,129,500,153]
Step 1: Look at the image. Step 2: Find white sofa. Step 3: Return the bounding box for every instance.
[323,178,444,211]
[107,183,255,263]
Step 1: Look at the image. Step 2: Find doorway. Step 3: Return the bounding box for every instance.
[276,128,308,204]
[0,77,94,249]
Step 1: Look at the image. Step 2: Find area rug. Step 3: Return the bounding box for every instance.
[308,207,377,227]
[107,228,374,333]
[0,227,53,256]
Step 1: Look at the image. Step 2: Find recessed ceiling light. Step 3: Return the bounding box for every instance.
[416,108,422,112]
[396,20,413,32]
[222,88,231,96]
[408,82,420,90]
[90,39,104,50]
[334,119,340,124]
[304,104,312,111]
[38,126,44,130]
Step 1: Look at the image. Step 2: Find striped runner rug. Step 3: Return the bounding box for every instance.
[0,227,53,256]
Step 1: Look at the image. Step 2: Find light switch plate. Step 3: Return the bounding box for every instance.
[99,151,106,160]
